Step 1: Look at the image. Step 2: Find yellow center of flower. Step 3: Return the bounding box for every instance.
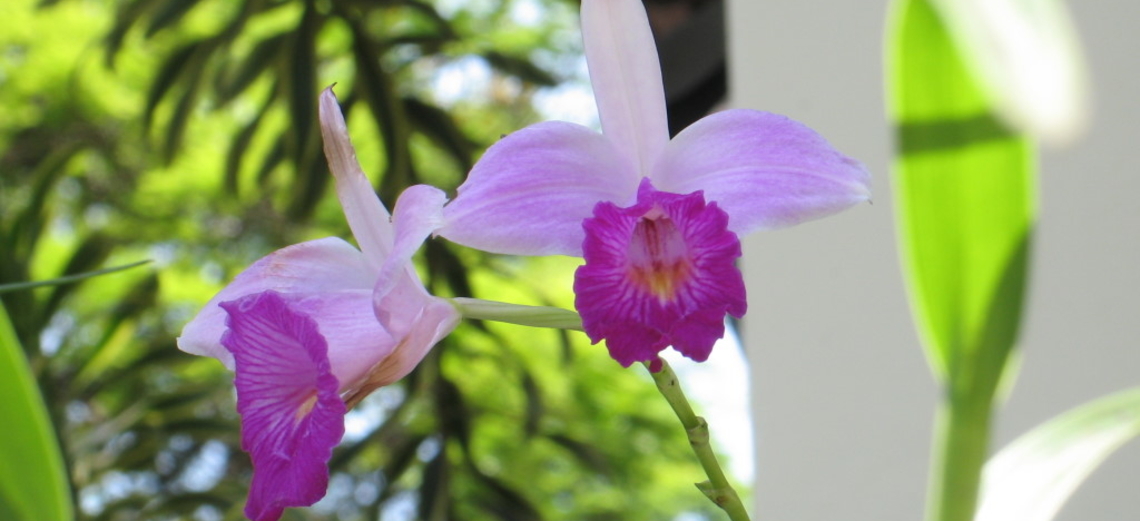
[627,206,693,303]
[295,392,319,424]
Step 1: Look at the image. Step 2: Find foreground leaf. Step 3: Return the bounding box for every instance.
[927,0,1088,143]
[0,304,73,521]
[887,1,1036,520]
[889,0,1035,393]
[977,387,1140,521]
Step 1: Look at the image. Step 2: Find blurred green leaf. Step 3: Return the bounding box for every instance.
[348,17,415,204]
[977,388,1140,521]
[0,304,73,521]
[470,467,542,521]
[888,1,1037,520]
[404,96,477,173]
[145,0,206,37]
[482,51,558,86]
[224,89,276,194]
[926,0,1088,143]
[143,40,204,130]
[103,0,152,65]
[419,449,452,521]
[889,0,1035,391]
[215,33,288,104]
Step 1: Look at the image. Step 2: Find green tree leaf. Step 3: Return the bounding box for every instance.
[977,388,1140,521]
[0,304,73,521]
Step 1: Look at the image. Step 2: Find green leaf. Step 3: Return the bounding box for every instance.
[216,34,288,104]
[0,304,73,521]
[481,51,558,86]
[888,0,1035,399]
[349,19,414,204]
[103,0,152,66]
[977,388,1140,521]
[144,0,206,37]
[926,0,1088,143]
[143,40,202,130]
[224,88,275,195]
[887,1,1037,520]
[404,96,476,173]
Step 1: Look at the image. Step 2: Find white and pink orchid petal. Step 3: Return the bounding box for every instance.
[372,184,447,311]
[439,121,638,256]
[345,292,460,408]
[219,291,346,521]
[372,185,448,338]
[368,297,460,388]
[651,109,872,235]
[319,87,394,268]
[178,238,373,369]
[581,0,670,176]
[280,290,395,392]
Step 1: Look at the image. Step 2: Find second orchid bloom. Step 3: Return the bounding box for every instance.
[178,89,460,521]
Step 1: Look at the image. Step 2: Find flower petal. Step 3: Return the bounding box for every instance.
[178,238,373,370]
[373,184,448,330]
[283,290,395,392]
[220,291,346,521]
[650,109,872,235]
[439,121,638,256]
[574,180,746,366]
[320,86,394,268]
[348,295,460,408]
[581,0,670,176]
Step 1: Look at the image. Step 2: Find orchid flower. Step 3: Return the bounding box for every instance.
[177,88,459,521]
[437,0,870,367]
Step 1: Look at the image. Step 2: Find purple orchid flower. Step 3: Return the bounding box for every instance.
[177,88,460,521]
[436,0,870,367]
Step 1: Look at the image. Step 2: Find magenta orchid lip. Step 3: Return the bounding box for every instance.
[220,291,345,521]
[575,179,746,366]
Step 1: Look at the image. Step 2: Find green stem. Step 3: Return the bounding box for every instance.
[450,297,584,331]
[926,393,993,521]
[645,359,751,521]
[0,260,151,294]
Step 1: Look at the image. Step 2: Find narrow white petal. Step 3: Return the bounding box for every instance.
[319,87,394,268]
[581,0,670,175]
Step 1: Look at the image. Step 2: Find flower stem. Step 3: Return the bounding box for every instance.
[450,298,585,331]
[644,358,751,521]
[926,393,993,521]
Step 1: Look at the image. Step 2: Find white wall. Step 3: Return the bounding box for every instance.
[728,1,1140,519]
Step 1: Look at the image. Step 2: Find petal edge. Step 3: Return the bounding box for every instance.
[440,121,638,256]
[221,291,346,521]
[651,109,871,235]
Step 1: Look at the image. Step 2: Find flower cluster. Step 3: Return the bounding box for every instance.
[177,0,869,519]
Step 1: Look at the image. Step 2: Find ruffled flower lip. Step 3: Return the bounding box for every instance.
[221,291,347,521]
[574,179,746,367]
